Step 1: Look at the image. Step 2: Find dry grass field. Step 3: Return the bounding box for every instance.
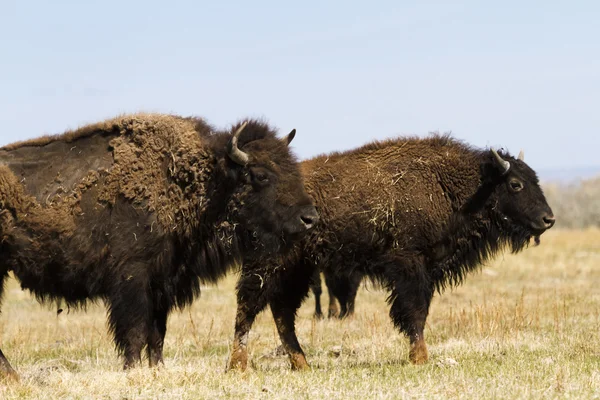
[1,229,599,399]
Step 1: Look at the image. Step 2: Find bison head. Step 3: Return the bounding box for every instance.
[223,121,318,254]
[485,149,555,241]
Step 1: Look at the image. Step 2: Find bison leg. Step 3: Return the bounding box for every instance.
[227,273,269,371]
[228,303,259,371]
[345,273,362,317]
[0,348,18,381]
[388,278,433,365]
[146,307,168,367]
[0,270,18,381]
[342,274,361,318]
[326,284,340,318]
[269,264,313,371]
[324,271,361,319]
[107,280,153,370]
[270,301,310,371]
[309,269,324,319]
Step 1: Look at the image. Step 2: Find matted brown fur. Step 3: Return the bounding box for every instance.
[2,113,214,233]
[1,113,166,150]
[0,165,75,257]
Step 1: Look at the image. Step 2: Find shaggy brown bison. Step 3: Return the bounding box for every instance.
[236,134,554,369]
[0,113,318,379]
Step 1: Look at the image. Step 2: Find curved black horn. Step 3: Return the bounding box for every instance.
[228,122,249,166]
[491,148,511,175]
[285,129,296,146]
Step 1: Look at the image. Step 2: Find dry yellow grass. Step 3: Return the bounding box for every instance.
[1,229,599,399]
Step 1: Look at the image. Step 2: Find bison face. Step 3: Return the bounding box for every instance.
[225,123,318,253]
[488,149,555,237]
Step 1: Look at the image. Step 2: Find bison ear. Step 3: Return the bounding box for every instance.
[285,129,296,146]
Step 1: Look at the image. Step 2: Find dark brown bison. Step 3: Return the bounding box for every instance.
[0,113,318,379]
[234,134,555,369]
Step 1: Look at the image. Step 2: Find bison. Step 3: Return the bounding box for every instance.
[0,113,318,379]
[233,133,555,369]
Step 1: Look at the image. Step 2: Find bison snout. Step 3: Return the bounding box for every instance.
[283,206,319,235]
[299,207,319,230]
[542,214,556,229]
[532,213,555,232]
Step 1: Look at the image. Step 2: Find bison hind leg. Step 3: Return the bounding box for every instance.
[309,269,324,319]
[324,271,361,319]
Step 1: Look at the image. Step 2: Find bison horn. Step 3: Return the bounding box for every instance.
[228,122,250,166]
[285,129,296,146]
[518,149,525,161]
[491,148,511,175]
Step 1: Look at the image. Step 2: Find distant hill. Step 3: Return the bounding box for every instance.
[538,166,600,183]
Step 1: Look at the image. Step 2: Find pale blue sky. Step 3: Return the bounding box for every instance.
[1,1,598,170]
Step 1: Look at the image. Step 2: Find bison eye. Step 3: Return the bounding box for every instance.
[249,167,274,187]
[255,173,269,183]
[250,170,270,185]
[509,180,524,192]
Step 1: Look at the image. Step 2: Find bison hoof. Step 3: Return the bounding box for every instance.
[227,352,248,372]
[289,353,311,371]
[0,370,20,383]
[409,341,429,365]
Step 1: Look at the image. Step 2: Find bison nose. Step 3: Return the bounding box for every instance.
[542,215,556,229]
[299,207,319,230]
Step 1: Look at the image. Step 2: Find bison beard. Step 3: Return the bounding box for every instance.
[238,133,555,369]
[0,113,317,378]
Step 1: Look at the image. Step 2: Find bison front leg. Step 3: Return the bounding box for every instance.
[147,307,168,367]
[270,301,309,371]
[227,273,269,371]
[107,279,153,370]
[269,262,314,371]
[0,346,18,381]
[388,277,433,365]
[0,270,18,381]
